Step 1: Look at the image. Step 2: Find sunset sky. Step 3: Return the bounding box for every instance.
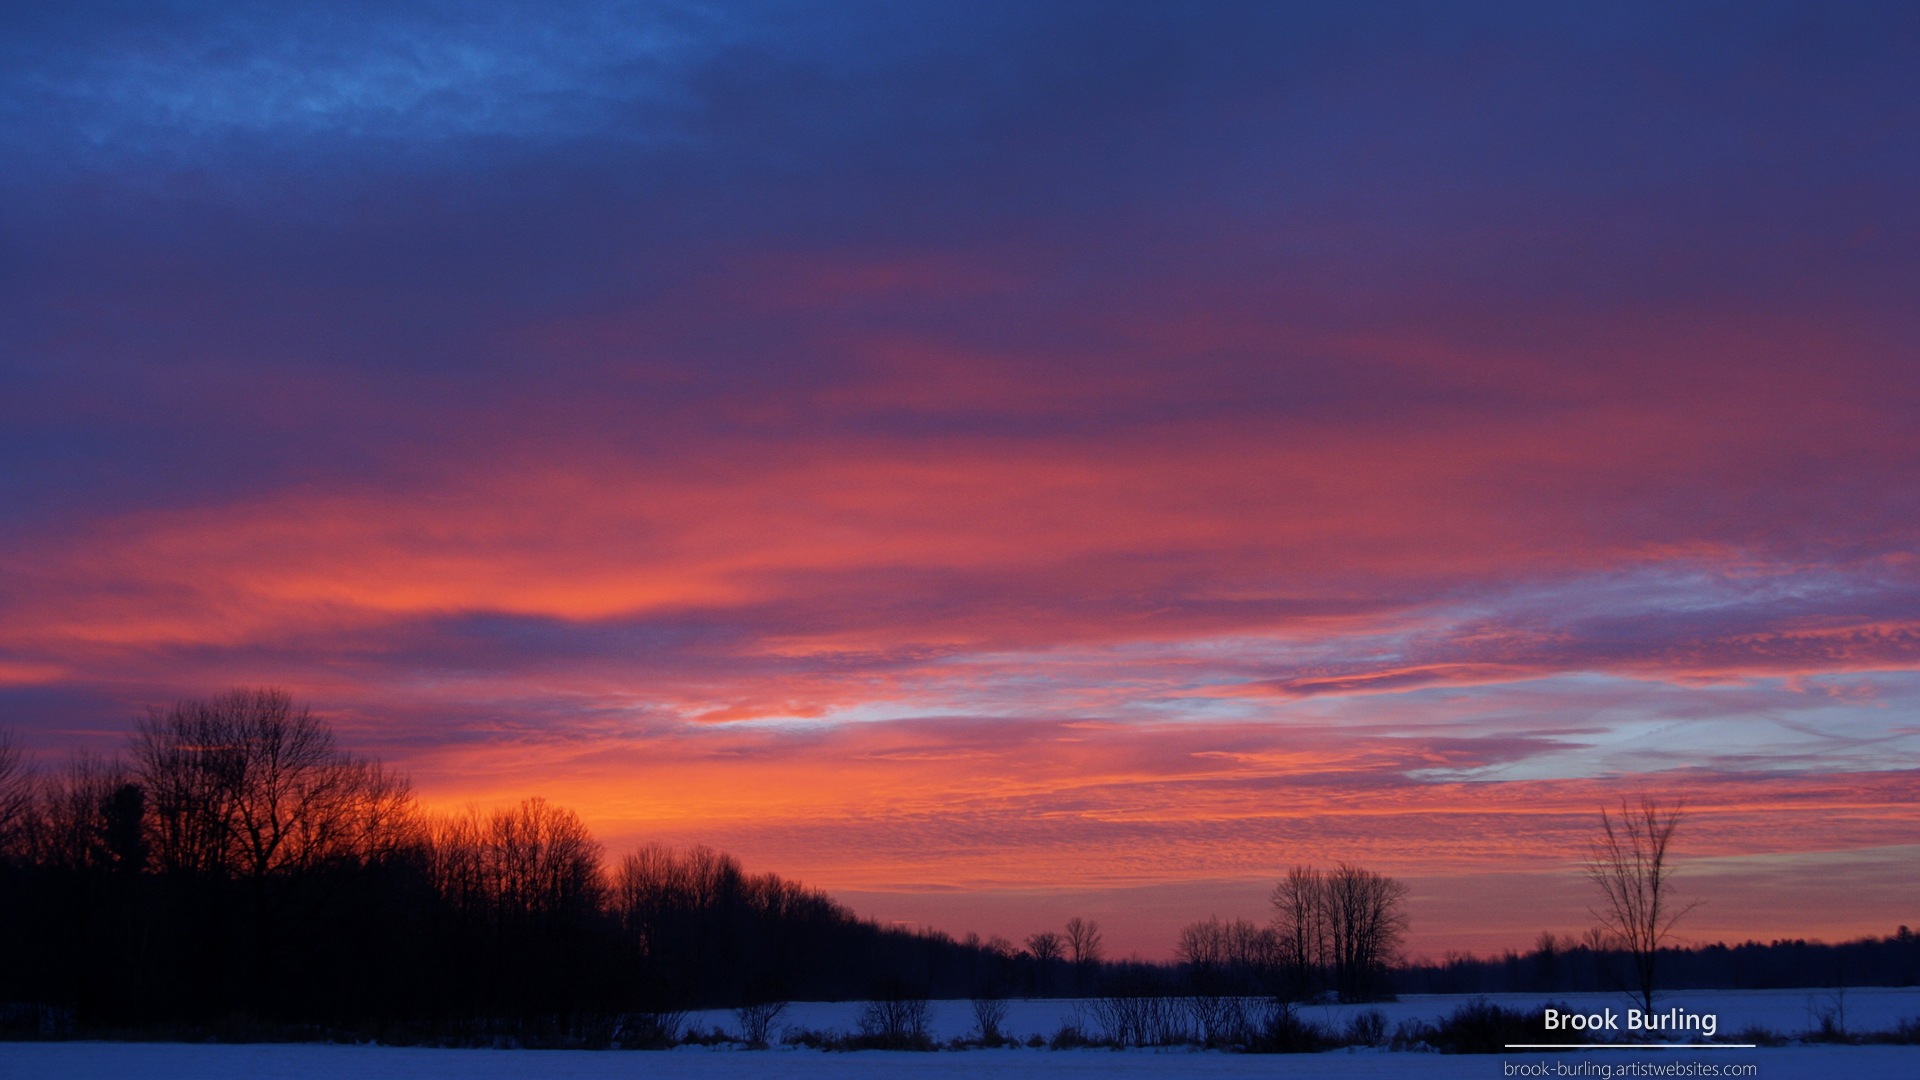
[2,2,1916,958]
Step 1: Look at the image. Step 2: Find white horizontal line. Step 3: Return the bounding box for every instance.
[1504,1044,1758,1049]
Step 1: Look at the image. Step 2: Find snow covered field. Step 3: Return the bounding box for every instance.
[686,986,1920,1045]
[5,988,1917,1080]
[6,1040,1919,1080]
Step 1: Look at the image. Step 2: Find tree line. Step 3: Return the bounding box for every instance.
[1399,927,1920,997]
[12,690,1891,1042]
[0,691,1003,1032]
[0,689,1417,1039]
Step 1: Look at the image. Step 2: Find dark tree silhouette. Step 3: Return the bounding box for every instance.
[1026,929,1063,962]
[1270,863,1407,1002]
[1587,793,1696,1015]
[1270,865,1326,999]
[1177,915,1277,993]
[122,689,421,1016]
[133,689,414,879]
[27,755,139,871]
[1066,916,1103,966]
[1322,863,1409,1002]
[0,729,29,856]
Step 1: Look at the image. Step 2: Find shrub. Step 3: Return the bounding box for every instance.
[972,996,1011,1046]
[1049,1020,1101,1049]
[734,1001,787,1048]
[1390,1018,1438,1051]
[613,1010,686,1049]
[1863,1017,1920,1045]
[1342,1009,1388,1047]
[1241,999,1333,1053]
[1735,1025,1789,1047]
[857,991,933,1050]
[1806,991,1850,1043]
[1185,995,1254,1047]
[781,1026,834,1049]
[1088,993,1190,1047]
[1418,1000,1581,1054]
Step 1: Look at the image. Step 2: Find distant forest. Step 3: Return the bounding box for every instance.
[1,690,1914,1040]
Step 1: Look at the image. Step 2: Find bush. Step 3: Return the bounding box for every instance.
[1241,999,1333,1053]
[1390,1018,1438,1051]
[613,1010,686,1049]
[1418,1000,1581,1054]
[1049,1020,1101,1049]
[781,1026,837,1050]
[857,991,933,1050]
[1734,1025,1789,1047]
[1185,995,1254,1047]
[1342,1009,1388,1047]
[1806,991,1850,1043]
[1089,993,1190,1047]
[972,996,1011,1045]
[734,1001,787,1047]
[1863,1017,1920,1045]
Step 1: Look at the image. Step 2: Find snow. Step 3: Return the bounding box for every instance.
[5,988,1917,1079]
[5,1041,1919,1079]
[686,986,1920,1045]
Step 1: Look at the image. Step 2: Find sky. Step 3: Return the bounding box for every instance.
[2,1,1917,959]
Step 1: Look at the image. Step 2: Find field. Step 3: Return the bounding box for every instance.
[6,988,1918,1079]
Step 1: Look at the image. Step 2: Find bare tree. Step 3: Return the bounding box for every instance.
[1322,863,1408,1002]
[1533,929,1562,992]
[1179,915,1277,991]
[1178,915,1278,1044]
[1025,929,1063,963]
[439,797,605,923]
[133,688,416,879]
[736,999,787,1046]
[1271,863,1407,1002]
[1586,794,1696,1015]
[970,995,1010,1045]
[1270,865,1327,999]
[1065,915,1103,992]
[1065,916,1103,966]
[25,754,144,872]
[131,689,419,995]
[1581,925,1613,954]
[485,796,605,920]
[859,979,932,1047]
[0,729,30,857]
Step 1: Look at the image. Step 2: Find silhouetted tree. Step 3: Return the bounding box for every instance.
[1178,915,1276,993]
[1271,863,1406,1002]
[26,755,138,871]
[0,729,29,858]
[134,689,414,880]
[484,797,605,921]
[0,696,1121,1034]
[1066,915,1103,987]
[130,689,419,1012]
[429,797,606,1015]
[1066,917,1102,960]
[1026,929,1063,962]
[1587,794,1696,1015]
[1532,930,1563,992]
[1323,863,1408,1002]
[1270,865,1327,999]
